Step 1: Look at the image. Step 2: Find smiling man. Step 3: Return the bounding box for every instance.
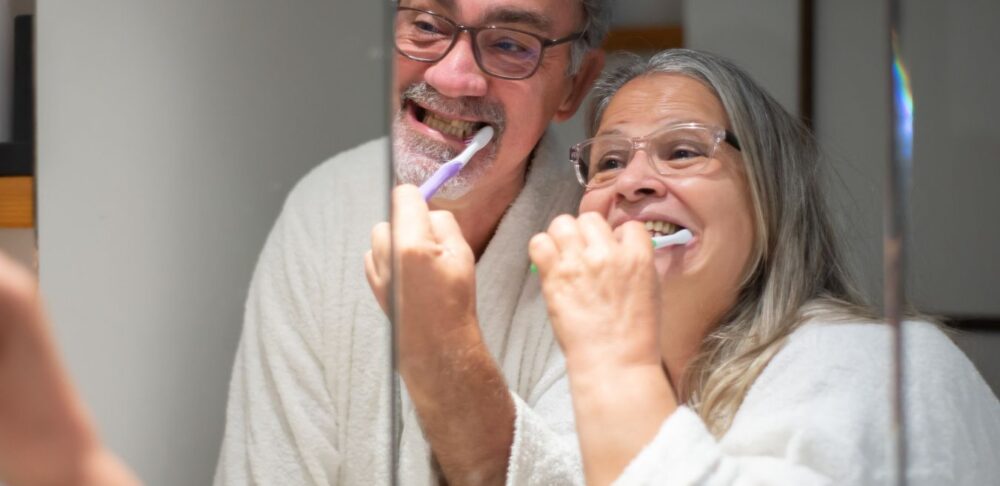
[214,0,610,485]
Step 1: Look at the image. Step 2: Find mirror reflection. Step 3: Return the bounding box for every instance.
[381,0,1000,485]
[0,1,998,485]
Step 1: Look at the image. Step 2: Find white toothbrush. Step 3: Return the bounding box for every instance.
[418,126,495,200]
[652,229,693,249]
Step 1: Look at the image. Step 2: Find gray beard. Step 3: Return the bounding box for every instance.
[392,112,497,200]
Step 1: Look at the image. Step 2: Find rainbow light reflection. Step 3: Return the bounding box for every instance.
[891,32,914,161]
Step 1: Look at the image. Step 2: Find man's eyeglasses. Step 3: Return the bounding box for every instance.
[570,123,742,188]
[394,7,584,80]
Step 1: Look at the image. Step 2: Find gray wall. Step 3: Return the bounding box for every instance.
[36,1,385,484]
[685,0,801,115]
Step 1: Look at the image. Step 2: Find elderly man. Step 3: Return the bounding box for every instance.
[215,0,610,484]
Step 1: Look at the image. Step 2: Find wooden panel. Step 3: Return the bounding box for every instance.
[603,26,684,52]
[0,176,33,227]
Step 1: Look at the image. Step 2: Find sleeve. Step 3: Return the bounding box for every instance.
[213,182,341,486]
[506,365,585,486]
[613,407,830,486]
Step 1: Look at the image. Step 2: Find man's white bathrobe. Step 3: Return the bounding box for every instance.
[214,135,586,485]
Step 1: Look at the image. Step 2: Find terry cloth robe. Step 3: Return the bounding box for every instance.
[214,133,586,485]
[614,320,1000,485]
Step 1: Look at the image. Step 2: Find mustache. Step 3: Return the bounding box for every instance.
[400,82,506,133]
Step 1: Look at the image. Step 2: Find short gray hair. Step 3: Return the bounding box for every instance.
[586,49,871,435]
[568,0,613,73]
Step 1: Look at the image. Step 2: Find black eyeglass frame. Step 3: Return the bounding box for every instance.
[394,6,586,80]
[569,123,743,188]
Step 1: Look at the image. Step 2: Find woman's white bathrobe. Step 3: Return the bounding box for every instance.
[614,320,1000,485]
[214,135,587,485]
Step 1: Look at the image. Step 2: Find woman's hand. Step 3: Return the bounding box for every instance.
[529,213,677,486]
[529,212,663,374]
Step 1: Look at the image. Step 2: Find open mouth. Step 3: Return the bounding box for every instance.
[644,220,686,238]
[411,102,491,141]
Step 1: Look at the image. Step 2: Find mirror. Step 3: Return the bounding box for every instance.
[386,0,999,484]
[2,0,996,484]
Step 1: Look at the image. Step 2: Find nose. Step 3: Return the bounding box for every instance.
[612,151,668,203]
[423,33,489,98]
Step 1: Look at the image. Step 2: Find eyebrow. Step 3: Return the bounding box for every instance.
[481,7,554,34]
[414,0,555,34]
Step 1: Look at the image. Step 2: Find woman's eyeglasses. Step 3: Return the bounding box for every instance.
[570,123,742,188]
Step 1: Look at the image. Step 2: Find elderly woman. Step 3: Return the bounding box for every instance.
[529,49,999,485]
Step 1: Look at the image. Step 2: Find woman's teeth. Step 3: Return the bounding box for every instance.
[422,111,481,139]
[644,220,681,237]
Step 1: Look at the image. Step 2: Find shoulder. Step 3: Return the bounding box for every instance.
[285,137,390,213]
[727,319,1000,482]
[275,137,389,238]
[780,319,975,379]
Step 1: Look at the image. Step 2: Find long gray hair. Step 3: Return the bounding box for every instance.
[589,49,874,436]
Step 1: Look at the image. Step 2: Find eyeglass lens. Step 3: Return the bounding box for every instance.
[578,127,721,186]
[395,8,544,79]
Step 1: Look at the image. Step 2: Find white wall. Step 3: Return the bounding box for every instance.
[36,1,386,484]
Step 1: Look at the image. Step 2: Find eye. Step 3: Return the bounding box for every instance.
[414,20,443,34]
[669,147,704,160]
[593,152,628,172]
[487,37,536,58]
[656,139,708,161]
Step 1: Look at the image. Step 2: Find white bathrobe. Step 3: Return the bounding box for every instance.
[614,320,1000,485]
[214,134,586,485]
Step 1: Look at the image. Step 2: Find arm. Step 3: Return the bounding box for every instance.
[214,183,340,485]
[366,185,512,485]
[0,252,139,486]
[530,214,832,485]
[529,213,677,486]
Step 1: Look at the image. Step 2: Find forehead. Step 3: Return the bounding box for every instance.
[598,73,730,134]
[405,0,583,35]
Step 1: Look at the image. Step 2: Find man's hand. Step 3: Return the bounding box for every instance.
[364,185,514,485]
[0,252,140,486]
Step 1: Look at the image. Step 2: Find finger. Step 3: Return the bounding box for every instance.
[528,232,559,276]
[577,212,616,249]
[546,214,585,254]
[620,221,654,261]
[369,222,392,279]
[363,250,389,314]
[427,210,473,261]
[391,184,433,247]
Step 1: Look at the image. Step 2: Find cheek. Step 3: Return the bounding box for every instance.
[705,184,756,278]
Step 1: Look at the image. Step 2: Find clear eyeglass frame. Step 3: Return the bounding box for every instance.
[570,122,743,188]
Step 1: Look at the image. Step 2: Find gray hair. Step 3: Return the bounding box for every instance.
[568,0,613,73]
[587,49,873,436]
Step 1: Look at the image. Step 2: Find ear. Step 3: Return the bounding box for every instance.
[553,48,606,122]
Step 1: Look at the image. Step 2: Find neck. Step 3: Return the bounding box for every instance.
[659,286,729,399]
[428,160,529,260]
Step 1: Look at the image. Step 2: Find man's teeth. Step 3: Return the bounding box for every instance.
[422,111,480,139]
[644,220,681,237]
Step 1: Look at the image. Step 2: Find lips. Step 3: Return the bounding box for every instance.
[409,101,491,141]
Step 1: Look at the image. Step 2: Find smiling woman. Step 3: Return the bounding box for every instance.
[529,49,1000,485]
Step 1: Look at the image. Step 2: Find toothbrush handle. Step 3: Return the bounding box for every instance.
[419,161,463,201]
